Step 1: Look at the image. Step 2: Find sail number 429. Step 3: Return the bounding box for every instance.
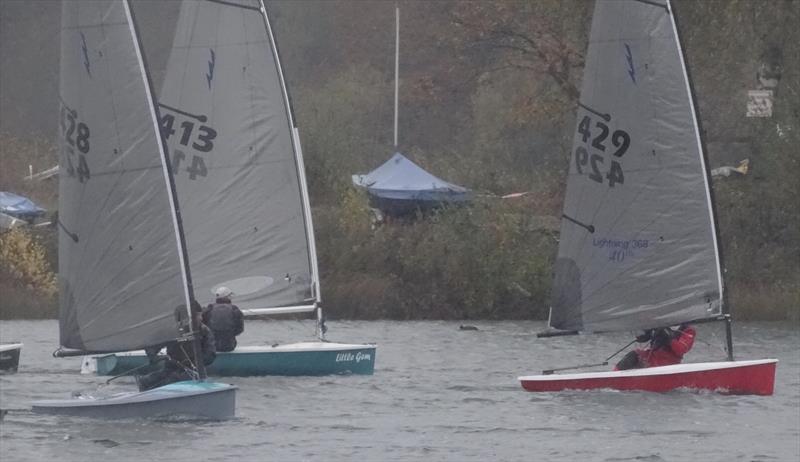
[574,115,629,188]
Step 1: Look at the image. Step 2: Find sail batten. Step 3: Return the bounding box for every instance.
[159,0,317,311]
[548,0,723,333]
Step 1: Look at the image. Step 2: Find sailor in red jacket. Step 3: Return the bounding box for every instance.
[615,324,696,370]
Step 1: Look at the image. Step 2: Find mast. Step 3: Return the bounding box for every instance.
[258,0,324,338]
[123,0,204,376]
[667,0,733,360]
[393,3,400,149]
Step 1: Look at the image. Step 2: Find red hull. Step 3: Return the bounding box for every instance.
[519,359,777,395]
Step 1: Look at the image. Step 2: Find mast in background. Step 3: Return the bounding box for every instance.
[393,3,399,150]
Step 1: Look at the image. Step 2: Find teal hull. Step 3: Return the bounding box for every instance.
[88,343,376,377]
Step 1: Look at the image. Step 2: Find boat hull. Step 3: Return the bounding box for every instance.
[518,359,778,395]
[84,342,376,377]
[31,381,236,419]
[0,343,22,373]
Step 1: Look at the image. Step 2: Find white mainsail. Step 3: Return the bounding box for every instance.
[58,0,192,352]
[548,0,724,333]
[159,0,318,312]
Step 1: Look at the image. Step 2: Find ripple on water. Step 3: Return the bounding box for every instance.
[1,320,797,462]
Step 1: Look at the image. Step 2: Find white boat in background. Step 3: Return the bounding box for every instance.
[32,0,235,419]
[0,343,22,373]
[518,0,776,395]
[82,0,375,378]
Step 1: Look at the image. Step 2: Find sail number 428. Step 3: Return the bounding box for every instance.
[60,104,91,183]
[574,115,629,188]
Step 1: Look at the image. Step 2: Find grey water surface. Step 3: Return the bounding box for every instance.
[1,320,798,461]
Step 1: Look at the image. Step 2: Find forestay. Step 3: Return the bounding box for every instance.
[159,0,317,311]
[58,0,191,352]
[549,0,723,333]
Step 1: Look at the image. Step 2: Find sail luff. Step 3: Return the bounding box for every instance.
[292,127,322,303]
[666,0,732,359]
[258,0,321,304]
[123,0,194,319]
[664,0,724,312]
[124,0,206,377]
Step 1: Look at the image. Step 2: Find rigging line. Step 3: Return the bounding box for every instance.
[175,342,201,379]
[157,103,208,123]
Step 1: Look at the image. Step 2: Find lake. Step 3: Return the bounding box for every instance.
[1,319,798,461]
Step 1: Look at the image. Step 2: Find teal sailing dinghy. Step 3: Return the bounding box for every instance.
[81,0,375,378]
[32,0,235,419]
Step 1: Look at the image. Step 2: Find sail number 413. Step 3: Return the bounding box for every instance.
[159,113,217,180]
[574,115,629,188]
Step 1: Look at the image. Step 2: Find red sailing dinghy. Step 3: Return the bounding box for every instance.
[520,360,777,395]
[518,0,777,395]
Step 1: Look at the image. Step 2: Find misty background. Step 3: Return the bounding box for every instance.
[0,0,797,320]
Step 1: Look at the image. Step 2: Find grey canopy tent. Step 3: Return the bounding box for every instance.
[352,153,472,217]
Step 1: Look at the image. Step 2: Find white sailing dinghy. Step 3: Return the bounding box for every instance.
[82,0,375,378]
[32,0,236,419]
[518,0,777,395]
[0,343,22,373]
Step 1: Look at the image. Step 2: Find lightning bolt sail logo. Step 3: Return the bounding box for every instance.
[206,49,216,90]
[624,44,636,84]
[80,32,91,77]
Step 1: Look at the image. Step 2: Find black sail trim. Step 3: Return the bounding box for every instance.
[562,214,595,234]
[577,102,611,122]
[158,102,208,122]
[632,0,670,11]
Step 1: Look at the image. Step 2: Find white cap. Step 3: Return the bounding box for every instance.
[214,286,233,298]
